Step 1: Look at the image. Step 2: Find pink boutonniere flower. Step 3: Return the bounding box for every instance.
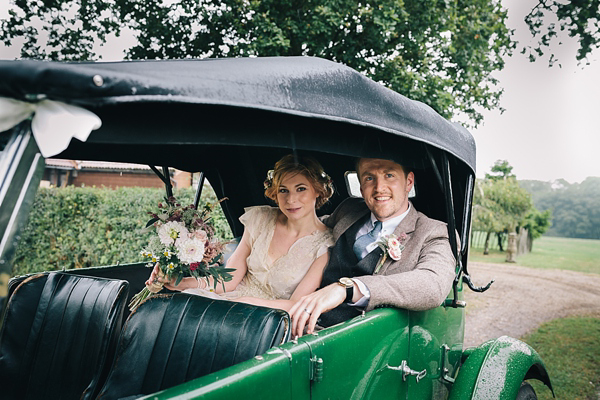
[374,233,407,273]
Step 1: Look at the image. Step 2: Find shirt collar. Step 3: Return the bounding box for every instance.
[370,203,411,234]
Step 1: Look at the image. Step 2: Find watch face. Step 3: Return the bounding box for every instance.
[339,277,353,287]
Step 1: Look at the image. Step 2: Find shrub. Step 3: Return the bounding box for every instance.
[12,186,232,276]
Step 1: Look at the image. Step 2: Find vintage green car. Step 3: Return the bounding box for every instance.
[0,57,553,399]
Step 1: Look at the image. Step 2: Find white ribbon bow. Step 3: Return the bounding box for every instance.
[0,97,101,158]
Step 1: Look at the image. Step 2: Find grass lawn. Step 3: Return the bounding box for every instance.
[472,237,600,398]
[469,236,600,275]
[521,316,600,400]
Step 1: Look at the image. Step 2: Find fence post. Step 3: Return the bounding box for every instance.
[506,232,517,262]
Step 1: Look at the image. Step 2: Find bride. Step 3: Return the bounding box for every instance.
[147,154,334,312]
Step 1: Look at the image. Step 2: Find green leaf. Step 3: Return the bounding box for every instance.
[145,217,159,228]
[175,273,183,286]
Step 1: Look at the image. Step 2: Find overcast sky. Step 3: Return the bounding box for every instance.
[1,0,598,183]
[471,0,600,183]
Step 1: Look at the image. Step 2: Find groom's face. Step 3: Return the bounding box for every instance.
[358,158,414,222]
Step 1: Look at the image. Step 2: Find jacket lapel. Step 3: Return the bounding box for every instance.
[333,201,417,276]
[333,204,370,241]
[378,203,418,274]
[393,203,418,236]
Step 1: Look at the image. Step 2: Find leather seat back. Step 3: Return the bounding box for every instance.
[0,272,129,400]
[97,293,290,399]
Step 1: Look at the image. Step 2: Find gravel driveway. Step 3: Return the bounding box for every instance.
[463,262,600,347]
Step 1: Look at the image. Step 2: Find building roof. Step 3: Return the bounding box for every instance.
[46,159,154,171]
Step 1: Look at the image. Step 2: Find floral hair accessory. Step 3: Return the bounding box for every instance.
[374,233,407,273]
[264,169,274,189]
[321,171,333,185]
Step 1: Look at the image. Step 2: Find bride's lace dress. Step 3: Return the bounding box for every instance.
[185,206,334,300]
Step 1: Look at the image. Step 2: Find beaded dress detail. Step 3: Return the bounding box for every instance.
[185,206,333,300]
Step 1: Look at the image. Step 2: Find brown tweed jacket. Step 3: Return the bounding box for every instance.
[324,198,456,312]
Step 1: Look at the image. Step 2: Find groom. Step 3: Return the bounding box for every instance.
[290,158,456,336]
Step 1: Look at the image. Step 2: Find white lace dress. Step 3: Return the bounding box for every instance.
[185,206,334,301]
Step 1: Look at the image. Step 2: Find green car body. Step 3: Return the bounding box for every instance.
[0,57,553,399]
[144,286,551,399]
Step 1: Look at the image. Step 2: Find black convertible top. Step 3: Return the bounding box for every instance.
[0,56,475,172]
[0,56,477,268]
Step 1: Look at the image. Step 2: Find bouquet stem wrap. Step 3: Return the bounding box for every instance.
[128,269,167,312]
[147,269,166,293]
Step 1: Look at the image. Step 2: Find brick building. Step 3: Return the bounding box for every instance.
[43,159,193,189]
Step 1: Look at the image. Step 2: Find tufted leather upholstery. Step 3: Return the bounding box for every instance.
[0,272,129,400]
[97,293,290,399]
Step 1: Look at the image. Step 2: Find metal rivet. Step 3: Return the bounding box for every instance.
[92,75,104,87]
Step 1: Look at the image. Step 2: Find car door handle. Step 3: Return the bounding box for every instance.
[386,360,427,383]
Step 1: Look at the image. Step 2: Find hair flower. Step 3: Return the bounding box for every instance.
[263,169,275,189]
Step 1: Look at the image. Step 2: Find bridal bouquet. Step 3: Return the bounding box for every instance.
[128,196,234,311]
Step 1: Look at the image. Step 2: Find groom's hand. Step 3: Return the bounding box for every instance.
[289,284,346,338]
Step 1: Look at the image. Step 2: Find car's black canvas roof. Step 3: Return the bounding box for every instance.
[0,57,475,173]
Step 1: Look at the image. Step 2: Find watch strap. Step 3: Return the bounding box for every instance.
[338,278,354,303]
[344,285,353,303]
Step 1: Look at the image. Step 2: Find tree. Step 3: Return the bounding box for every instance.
[473,177,532,254]
[523,208,552,240]
[485,159,515,181]
[0,0,515,127]
[472,160,551,255]
[524,0,600,66]
[522,177,600,239]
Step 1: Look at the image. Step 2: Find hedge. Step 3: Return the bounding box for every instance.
[12,186,233,276]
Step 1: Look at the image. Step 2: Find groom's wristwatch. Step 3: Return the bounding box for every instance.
[337,277,354,303]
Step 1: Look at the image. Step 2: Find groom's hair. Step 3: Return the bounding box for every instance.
[355,158,412,179]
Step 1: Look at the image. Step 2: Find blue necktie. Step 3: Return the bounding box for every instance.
[353,220,382,260]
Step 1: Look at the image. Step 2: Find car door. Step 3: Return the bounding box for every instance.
[0,124,45,311]
[305,308,411,400]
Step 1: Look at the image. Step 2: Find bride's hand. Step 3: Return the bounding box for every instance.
[145,263,179,291]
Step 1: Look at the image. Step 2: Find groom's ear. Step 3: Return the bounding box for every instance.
[405,171,415,192]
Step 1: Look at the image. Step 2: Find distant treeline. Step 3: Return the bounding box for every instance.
[520,177,600,240]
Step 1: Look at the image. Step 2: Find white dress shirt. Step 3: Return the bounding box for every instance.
[351,204,411,307]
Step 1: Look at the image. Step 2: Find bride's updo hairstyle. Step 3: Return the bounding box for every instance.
[264,154,334,210]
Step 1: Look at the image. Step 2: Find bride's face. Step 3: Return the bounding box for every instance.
[276,172,318,221]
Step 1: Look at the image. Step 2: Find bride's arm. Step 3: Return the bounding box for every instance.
[233,252,329,311]
[210,231,251,293]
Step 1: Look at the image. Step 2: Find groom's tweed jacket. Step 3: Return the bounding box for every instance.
[318,197,456,327]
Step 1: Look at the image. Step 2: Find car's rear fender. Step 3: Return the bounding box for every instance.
[449,336,554,399]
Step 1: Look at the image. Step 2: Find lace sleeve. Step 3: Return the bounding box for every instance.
[239,206,275,243]
[315,230,335,259]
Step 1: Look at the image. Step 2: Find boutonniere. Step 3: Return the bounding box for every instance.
[374,233,407,273]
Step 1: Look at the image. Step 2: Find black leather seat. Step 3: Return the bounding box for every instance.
[97,293,290,399]
[0,272,129,400]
